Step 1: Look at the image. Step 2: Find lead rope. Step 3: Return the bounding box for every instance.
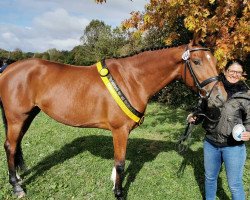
[177,122,195,152]
[243,80,250,90]
[177,95,221,153]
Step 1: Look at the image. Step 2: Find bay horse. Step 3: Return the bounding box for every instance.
[0,33,226,199]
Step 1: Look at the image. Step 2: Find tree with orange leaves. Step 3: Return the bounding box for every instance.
[125,0,249,69]
[98,0,249,69]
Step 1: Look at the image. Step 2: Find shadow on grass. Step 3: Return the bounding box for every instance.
[23,135,175,199]
[177,146,230,200]
[21,134,229,200]
[19,104,230,199]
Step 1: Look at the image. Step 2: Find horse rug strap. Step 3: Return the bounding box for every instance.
[96,61,144,124]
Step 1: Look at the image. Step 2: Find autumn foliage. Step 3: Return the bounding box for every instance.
[99,0,249,69]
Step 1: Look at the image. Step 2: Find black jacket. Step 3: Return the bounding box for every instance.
[196,74,249,146]
[203,90,250,146]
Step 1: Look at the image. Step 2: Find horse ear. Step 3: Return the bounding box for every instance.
[205,35,217,47]
[192,29,202,46]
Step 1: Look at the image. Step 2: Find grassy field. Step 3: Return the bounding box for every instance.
[0,103,249,200]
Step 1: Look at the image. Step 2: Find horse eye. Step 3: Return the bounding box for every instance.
[193,59,201,65]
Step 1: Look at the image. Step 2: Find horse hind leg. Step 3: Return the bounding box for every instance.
[5,121,26,198]
[15,107,40,172]
[4,107,40,198]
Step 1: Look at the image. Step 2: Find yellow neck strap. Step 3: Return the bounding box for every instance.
[96,61,143,124]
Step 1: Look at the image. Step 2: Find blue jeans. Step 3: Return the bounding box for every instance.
[204,140,246,200]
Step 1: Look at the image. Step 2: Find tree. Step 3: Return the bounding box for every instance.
[122,0,249,68]
[0,49,10,61]
[42,52,50,60]
[70,45,94,65]
[47,48,64,62]
[78,20,127,64]
[24,52,35,59]
[11,48,24,61]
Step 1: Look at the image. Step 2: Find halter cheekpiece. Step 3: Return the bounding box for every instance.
[182,46,220,99]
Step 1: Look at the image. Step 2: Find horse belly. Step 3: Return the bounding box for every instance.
[37,86,110,129]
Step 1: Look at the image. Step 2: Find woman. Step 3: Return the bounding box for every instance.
[0,59,8,73]
[188,60,250,200]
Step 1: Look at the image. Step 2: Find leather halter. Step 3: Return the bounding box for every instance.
[182,46,220,99]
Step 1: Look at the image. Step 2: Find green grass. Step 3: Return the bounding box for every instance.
[0,103,249,200]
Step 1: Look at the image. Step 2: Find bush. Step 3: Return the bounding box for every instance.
[151,81,198,110]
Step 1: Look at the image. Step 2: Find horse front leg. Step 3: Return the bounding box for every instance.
[111,127,129,200]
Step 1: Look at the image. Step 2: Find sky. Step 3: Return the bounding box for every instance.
[0,0,148,53]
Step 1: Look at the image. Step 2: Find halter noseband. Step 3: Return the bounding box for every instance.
[182,46,220,99]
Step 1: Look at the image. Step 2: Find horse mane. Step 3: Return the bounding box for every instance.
[109,41,210,61]
[108,43,185,60]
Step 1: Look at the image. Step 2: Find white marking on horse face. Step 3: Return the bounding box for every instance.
[111,167,116,190]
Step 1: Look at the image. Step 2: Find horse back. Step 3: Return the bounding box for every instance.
[0,58,134,130]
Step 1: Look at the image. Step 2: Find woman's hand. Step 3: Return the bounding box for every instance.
[241,131,250,141]
[187,113,197,124]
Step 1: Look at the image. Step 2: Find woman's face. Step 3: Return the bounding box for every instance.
[224,63,243,84]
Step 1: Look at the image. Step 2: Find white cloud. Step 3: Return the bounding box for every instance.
[49,38,81,50]
[0,8,89,52]
[2,32,17,41]
[0,0,148,52]
[33,8,89,37]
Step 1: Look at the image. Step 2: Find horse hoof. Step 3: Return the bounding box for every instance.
[14,185,26,198]
[115,193,124,200]
[16,191,26,198]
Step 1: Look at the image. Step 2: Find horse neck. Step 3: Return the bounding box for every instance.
[121,46,185,101]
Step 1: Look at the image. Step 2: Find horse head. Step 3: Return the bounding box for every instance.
[181,30,227,108]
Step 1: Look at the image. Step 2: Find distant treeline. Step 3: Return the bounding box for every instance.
[0,20,249,109]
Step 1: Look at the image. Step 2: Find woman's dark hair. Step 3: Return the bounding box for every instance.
[225,59,245,71]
